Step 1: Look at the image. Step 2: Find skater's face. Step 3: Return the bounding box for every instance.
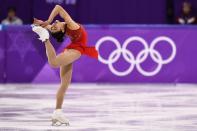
[50,20,64,33]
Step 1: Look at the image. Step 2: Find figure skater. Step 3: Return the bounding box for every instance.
[32,5,98,126]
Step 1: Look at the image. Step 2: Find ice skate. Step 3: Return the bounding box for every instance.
[51,109,70,126]
[31,24,49,42]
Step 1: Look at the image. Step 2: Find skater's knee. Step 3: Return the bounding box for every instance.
[49,59,59,68]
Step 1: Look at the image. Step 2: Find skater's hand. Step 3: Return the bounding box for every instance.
[33,18,44,26]
[40,20,50,28]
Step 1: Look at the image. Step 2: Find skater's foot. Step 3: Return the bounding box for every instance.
[51,109,70,126]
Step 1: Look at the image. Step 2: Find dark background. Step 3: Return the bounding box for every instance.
[0,0,197,24]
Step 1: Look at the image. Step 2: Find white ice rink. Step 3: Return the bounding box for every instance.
[0,84,197,131]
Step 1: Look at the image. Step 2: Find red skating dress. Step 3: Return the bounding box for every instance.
[63,24,98,58]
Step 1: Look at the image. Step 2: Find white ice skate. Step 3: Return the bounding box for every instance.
[51,109,70,126]
[31,24,49,42]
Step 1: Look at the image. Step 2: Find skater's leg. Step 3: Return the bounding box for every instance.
[52,64,72,126]
[44,40,57,66]
[56,63,73,109]
[45,40,81,68]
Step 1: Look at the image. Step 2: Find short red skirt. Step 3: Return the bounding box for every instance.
[63,43,98,58]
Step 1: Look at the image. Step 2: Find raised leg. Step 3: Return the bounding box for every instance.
[44,40,81,68]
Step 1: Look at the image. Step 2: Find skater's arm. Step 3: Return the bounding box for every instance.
[33,18,52,30]
[48,5,71,24]
[44,5,79,30]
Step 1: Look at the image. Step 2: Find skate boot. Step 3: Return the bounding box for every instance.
[31,24,49,42]
[51,109,70,126]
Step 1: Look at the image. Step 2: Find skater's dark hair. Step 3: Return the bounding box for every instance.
[51,24,67,43]
[51,31,66,43]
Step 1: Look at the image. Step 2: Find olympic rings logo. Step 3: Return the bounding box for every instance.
[96,36,177,76]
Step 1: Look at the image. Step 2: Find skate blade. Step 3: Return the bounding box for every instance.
[51,119,70,126]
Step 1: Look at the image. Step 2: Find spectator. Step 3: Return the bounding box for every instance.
[177,1,196,24]
[1,7,23,25]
